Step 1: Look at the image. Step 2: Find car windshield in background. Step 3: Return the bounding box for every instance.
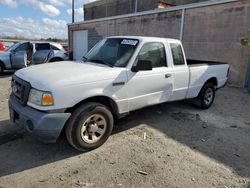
[83,38,139,67]
[36,43,51,51]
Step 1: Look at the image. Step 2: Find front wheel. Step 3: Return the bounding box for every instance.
[65,102,113,151]
[194,83,215,109]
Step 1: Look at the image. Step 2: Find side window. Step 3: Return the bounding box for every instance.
[170,43,185,66]
[51,45,60,50]
[36,43,51,51]
[15,43,30,52]
[137,42,167,68]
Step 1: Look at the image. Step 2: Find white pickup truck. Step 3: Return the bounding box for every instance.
[9,36,229,151]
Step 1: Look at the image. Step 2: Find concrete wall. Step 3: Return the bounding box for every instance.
[75,10,182,49]
[84,0,136,20]
[137,0,161,12]
[245,58,250,89]
[84,0,208,21]
[69,1,250,87]
[167,0,209,5]
[183,1,250,86]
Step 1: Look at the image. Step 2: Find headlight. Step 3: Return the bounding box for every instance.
[28,88,54,106]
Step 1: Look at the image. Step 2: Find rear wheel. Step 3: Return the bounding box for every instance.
[65,102,113,151]
[194,83,215,109]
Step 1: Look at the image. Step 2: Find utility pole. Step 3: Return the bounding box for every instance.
[72,0,75,23]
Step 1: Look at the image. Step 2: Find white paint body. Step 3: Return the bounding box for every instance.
[15,36,229,114]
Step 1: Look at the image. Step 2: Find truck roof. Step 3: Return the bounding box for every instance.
[107,36,181,43]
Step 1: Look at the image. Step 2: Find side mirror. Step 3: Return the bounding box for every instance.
[10,49,15,54]
[132,60,153,72]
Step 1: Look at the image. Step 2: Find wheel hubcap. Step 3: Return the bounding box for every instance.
[204,88,213,105]
[80,114,107,144]
[87,122,99,133]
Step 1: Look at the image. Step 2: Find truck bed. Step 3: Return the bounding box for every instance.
[185,59,229,99]
[187,59,227,67]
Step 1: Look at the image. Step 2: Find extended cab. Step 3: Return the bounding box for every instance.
[9,36,229,151]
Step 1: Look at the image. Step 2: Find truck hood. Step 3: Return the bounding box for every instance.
[15,61,126,91]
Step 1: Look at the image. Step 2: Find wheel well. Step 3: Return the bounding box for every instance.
[66,96,119,118]
[0,60,5,69]
[205,77,218,88]
[49,57,63,62]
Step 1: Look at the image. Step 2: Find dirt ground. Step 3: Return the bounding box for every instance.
[0,73,250,188]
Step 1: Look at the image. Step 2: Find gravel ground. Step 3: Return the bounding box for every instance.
[0,73,250,188]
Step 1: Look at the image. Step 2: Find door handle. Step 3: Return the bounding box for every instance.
[112,82,125,86]
[165,73,172,78]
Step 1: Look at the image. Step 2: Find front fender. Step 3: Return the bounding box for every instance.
[0,56,11,69]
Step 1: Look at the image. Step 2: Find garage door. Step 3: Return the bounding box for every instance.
[73,30,88,61]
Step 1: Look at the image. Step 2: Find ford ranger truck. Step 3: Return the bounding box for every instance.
[9,36,229,151]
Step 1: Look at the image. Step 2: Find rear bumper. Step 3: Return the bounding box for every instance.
[9,94,71,143]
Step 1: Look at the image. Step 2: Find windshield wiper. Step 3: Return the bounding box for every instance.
[89,59,113,67]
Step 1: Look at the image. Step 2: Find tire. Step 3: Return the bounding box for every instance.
[65,102,113,151]
[194,83,215,109]
[0,63,4,75]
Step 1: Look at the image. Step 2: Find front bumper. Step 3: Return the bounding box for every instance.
[9,94,71,143]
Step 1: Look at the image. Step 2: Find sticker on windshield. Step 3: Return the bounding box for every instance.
[121,39,138,46]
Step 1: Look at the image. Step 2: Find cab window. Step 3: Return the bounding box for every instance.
[137,42,167,68]
[36,43,51,51]
[170,43,185,66]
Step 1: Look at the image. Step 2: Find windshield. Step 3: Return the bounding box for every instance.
[83,38,139,67]
[4,42,20,52]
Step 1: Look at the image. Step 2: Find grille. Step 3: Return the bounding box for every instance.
[11,75,31,105]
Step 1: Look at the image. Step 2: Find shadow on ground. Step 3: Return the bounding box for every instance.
[0,119,79,177]
[0,120,24,145]
[0,101,249,178]
[0,71,15,78]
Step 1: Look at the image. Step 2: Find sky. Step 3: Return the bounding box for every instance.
[0,0,96,39]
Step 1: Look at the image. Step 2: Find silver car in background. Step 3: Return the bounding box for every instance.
[0,41,68,74]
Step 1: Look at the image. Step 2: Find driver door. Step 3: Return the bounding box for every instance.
[126,42,174,111]
[10,42,31,69]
